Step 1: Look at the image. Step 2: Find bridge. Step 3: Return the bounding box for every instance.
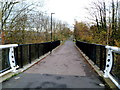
[0,40,120,89]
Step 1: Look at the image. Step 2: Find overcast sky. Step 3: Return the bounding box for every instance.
[28,0,119,28]
[44,0,93,26]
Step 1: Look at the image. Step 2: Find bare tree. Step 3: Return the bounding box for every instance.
[86,0,120,46]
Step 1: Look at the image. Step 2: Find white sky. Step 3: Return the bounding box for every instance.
[44,0,93,26]
[27,0,120,28]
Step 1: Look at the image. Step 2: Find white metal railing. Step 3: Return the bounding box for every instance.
[104,45,120,89]
[0,44,19,77]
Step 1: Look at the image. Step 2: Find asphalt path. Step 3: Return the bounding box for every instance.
[2,41,107,89]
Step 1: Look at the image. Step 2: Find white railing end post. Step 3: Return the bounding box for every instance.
[9,45,18,73]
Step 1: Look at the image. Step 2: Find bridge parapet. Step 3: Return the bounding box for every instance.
[0,41,60,78]
[76,40,120,89]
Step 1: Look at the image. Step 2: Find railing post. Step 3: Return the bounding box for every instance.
[104,49,113,78]
[20,46,23,68]
[100,46,103,70]
[103,47,106,70]
[50,42,52,54]
[93,45,96,64]
[76,41,120,89]
[29,44,31,64]
[37,44,39,58]
[14,47,18,67]
[9,47,17,72]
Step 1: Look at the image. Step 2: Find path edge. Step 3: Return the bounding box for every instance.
[74,43,118,90]
[1,43,62,83]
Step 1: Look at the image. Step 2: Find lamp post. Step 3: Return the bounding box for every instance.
[50,13,55,53]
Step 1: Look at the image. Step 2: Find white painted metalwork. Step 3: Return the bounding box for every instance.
[104,49,113,78]
[106,45,120,53]
[9,47,19,72]
[0,44,18,77]
[108,74,120,89]
[0,44,18,49]
[104,45,120,89]
[0,69,13,77]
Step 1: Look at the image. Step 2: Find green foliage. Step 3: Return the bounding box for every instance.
[1,0,73,44]
[74,21,93,43]
[74,21,120,47]
[4,25,72,44]
[4,30,46,44]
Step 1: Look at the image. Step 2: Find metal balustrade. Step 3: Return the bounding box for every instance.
[76,41,106,71]
[1,40,119,88]
[0,40,60,76]
[14,41,60,68]
[76,40,120,89]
